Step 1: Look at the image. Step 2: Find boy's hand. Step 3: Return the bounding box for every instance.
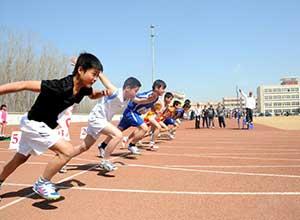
[148,93,157,100]
[100,89,111,97]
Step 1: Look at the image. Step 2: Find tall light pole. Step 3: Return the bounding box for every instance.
[236,85,239,109]
[150,25,155,83]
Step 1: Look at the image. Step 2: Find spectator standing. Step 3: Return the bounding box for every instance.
[216,103,226,128]
[0,104,8,137]
[202,105,208,128]
[207,105,215,128]
[194,103,201,129]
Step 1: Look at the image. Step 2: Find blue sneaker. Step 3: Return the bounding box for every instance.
[32,177,60,200]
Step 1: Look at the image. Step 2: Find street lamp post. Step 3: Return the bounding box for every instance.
[150,25,155,83]
[236,85,239,109]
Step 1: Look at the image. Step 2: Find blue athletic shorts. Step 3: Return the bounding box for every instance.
[164,118,176,125]
[118,110,145,130]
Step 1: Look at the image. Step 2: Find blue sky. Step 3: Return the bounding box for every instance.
[1,0,300,102]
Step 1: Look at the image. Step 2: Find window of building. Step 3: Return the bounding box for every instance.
[275,88,282,93]
[282,88,289,92]
[265,103,272,107]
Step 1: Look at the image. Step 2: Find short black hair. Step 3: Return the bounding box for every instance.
[152,79,167,90]
[0,104,7,110]
[164,92,174,100]
[72,53,103,76]
[173,100,181,107]
[123,77,142,89]
[184,99,191,104]
[183,103,191,109]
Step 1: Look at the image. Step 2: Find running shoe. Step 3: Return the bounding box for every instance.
[99,160,117,172]
[128,145,141,155]
[32,177,60,200]
[149,141,159,150]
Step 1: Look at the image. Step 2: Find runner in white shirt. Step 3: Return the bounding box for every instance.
[72,73,147,172]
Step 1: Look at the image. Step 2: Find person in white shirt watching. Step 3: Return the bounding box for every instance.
[194,103,201,129]
[239,89,256,129]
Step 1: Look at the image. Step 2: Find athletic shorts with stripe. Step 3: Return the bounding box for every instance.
[118,109,144,130]
[163,117,176,126]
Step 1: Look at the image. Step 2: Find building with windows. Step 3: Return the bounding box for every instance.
[257,77,300,114]
[222,97,244,110]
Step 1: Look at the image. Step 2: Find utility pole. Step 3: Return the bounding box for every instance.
[150,25,155,83]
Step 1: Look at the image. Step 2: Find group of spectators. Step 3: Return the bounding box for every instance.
[190,89,256,130]
[193,103,226,129]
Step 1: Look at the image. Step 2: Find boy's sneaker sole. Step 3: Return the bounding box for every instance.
[130,152,141,155]
[128,150,141,155]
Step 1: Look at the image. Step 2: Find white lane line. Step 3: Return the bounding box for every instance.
[42,152,127,163]
[3,161,300,168]
[2,147,300,153]
[3,183,300,196]
[165,165,300,168]
[128,164,300,179]
[0,152,129,211]
[158,146,300,152]
[145,152,300,162]
[155,151,300,155]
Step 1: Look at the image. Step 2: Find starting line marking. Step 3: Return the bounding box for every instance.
[128,164,300,179]
[145,152,300,162]
[165,165,300,168]
[2,160,300,169]
[3,182,300,196]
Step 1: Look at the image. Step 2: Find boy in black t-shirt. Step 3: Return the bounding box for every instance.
[0,53,107,200]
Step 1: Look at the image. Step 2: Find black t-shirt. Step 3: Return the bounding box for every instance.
[28,75,93,129]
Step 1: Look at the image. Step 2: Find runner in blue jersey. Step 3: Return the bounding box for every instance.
[103,79,166,155]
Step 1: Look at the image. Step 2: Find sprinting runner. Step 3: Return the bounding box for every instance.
[72,74,144,172]
[0,53,106,200]
[103,80,167,155]
[142,102,168,150]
